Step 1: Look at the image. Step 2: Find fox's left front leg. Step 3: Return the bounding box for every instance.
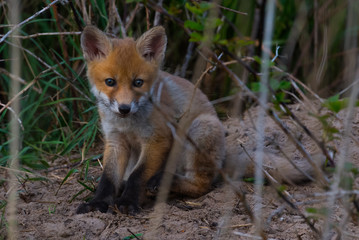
[115,136,170,214]
[77,134,130,214]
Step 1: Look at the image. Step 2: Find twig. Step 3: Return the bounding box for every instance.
[271,45,280,62]
[220,223,253,229]
[311,190,359,198]
[288,78,318,113]
[145,7,150,30]
[0,68,41,93]
[266,205,285,225]
[273,67,323,104]
[146,0,190,35]
[0,31,81,39]
[0,0,65,44]
[0,166,49,180]
[276,144,315,182]
[0,103,23,130]
[253,1,276,237]
[218,45,258,77]
[223,174,255,225]
[113,3,126,38]
[339,77,359,96]
[232,231,262,239]
[107,0,116,34]
[52,3,70,67]
[7,0,21,238]
[127,229,142,240]
[180,42,195,78]
[241,143,320,236]
[179,56,233,121]
[252,64,335,165]
[153,0,163,26]
[5,40,92,102]
[69,0,83,31]
[215,3,248,16]
[212,52,328,186]
[279,102,335,167]
[41,162,81,172]
[80,0,90,25]
[0,79,36,115]
[211,95,236,105]
[125,3,142,31]
[5,40,66,80]
[323,66,359,239]
[314,26,328,89]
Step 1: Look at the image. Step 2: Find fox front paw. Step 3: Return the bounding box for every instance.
[76,201,109,214]
[115,197,140,215]
[146,171,163,195]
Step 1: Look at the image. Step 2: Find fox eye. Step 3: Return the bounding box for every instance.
[105,78,116,87]
[133,79,144,88]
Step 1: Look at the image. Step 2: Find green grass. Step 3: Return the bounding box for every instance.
[0,1,351,172]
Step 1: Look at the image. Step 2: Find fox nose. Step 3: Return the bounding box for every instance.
[118,104,131,115]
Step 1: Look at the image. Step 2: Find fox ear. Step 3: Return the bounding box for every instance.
[136,26,167,65]
[81,26,112,61]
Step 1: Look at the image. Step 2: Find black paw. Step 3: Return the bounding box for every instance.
[146,171,163,194]
[76,201,109,214]
[115,197,140,215]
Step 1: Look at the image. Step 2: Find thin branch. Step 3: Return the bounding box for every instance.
[146,0,189,35]
[125,3,141,31]
[0,166,49,180]
[180,42,195,78]
[253,1,276,237]
[211,51,328,186]
[218,45,258,77]
[5,40,66,79]
[80,0,90,25]
[113,3,126,38]
[322,2,359,234]
[0,66,58,114]
[107,0,116,34]
[215,3,248,16]
[0,68,41,93]
[5,40,92,102]
[7,0,21,238]
[232,231,262,239]
[145,6,150,30]
[69,0,83,31]
[153,0,163,26]
[0,103,23,130]
[279,102,335,167]
[0,79,37,115]
[0,31,81,39]
[0,0,65,44]
[314,26,328,89]
[241,144,320,235]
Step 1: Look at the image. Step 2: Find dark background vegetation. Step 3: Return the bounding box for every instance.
[0,3,358,237]
[1,0,359,239]
[0,0,352,171]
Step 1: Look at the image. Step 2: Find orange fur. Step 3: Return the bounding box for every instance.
[76,26,225,215]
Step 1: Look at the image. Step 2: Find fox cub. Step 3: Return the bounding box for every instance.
[76,26,225,214]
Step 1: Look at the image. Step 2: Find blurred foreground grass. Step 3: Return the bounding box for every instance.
[0,1,358,238]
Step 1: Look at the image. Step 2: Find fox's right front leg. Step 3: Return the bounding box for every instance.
[76,135,129,214]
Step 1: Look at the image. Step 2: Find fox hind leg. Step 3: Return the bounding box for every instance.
[171,114,225,197]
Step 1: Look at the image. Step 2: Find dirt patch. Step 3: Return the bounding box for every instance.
[2,104,359,239]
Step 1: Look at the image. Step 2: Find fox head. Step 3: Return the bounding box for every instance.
[81,26,167,117]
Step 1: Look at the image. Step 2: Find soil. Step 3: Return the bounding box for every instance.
[2,103,359,240]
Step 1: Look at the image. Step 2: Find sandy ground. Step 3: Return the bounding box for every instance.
[2,103,359,239]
